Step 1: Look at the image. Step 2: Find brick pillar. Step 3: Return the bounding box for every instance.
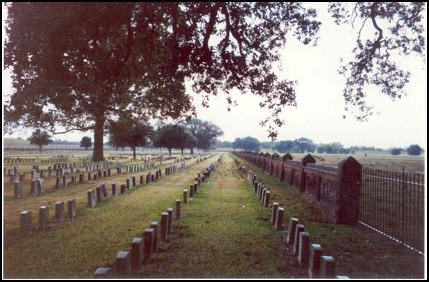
[337,157,362,224]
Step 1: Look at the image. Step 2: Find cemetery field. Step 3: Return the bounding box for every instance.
[3,153,424,278]
[3,155,215,278]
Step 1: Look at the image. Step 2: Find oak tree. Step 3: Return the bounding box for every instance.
[80,136,92,151]
[4,3,424,161]
[28,129,52,153]
[108,118,154,160]
[183,119,223,153]
[153,124,192,156]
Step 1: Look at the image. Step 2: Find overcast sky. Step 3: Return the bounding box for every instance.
[2,3,427,149]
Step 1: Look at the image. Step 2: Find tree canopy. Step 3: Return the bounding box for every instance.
[108,118,154,160]
[232,136,261,151]
[328,2,425,120]
[28,129,52,153]
[80,136,92,151]
[4,2,425,161]
[153,124,192,156]
[183,119,223,152]
[406,144,422,156]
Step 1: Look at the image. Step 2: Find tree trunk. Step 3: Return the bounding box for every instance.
[39,145,42,154]
[168,148,172,156]
[132,147,136,161]
[181,149,184,155]
[190,147,194,154]
[93,116,105,161]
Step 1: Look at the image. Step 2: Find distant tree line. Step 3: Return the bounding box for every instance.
[108,118,223,159]
[26,118,222,158]
[220,136,424,156]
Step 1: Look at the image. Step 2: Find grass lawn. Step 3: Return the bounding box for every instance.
[3,155,217,278]
[138,153,424,278]
[139,153,288,278]
[3,153,424,278]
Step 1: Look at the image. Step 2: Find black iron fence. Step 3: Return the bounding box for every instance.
[360,167,425,254]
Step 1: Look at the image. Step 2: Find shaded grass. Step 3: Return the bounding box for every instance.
[3,156,218,278]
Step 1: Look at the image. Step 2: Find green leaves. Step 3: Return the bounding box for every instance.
[330,2,425,121]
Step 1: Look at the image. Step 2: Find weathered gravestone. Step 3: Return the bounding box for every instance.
[39,206,49,230]
[55,201,65,223]
[68,198,77,218]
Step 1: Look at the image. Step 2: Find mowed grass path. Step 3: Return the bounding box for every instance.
[132,152,422,279]
[3,156,218,278]
[139,153,293,278]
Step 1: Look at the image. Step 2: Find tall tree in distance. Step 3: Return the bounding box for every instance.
[232,138,243,151]
[154,124,194,156]
[80,136,92,151]
[406,144,422,156]
[274,140,294,153]
[238,136,261,152]
[28,129,52,153]
[184,119,223,153]
[108,119,154,160]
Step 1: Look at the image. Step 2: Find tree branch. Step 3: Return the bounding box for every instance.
[202,3,220,59]
[358,16,369,40]
[221,3,231,60]
[123,19,133,64]
[370,2,383,45]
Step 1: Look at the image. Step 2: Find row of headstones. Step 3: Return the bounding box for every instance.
[12,162,160,199]
[19,167,167,237]
[8,167,77,184]
[13,168,116,199]
[6,163,103,179]
[94,205,180,277]
[7,157,71,164]
[107,156,129,160]
[245,169,271,208]
[17,156,203,243]
[19,167,167,236]
[14,162,146,182]
[182,167,212,203]
[4,155,72,164]
[125,163,155,173]
[277,214,348,279]
[94,163,215,277]
[87,169,164,208]
[164,163,186,175]
[19,199,77,236]
[242,163,349,279]
[14,178,46,198]
[5,158,39,164]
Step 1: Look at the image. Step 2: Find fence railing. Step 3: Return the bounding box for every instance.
[360,168,425,254]
[234,151,425,255]
[234,152,361,225]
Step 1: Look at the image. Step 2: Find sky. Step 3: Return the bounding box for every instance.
[2,3,427,149]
